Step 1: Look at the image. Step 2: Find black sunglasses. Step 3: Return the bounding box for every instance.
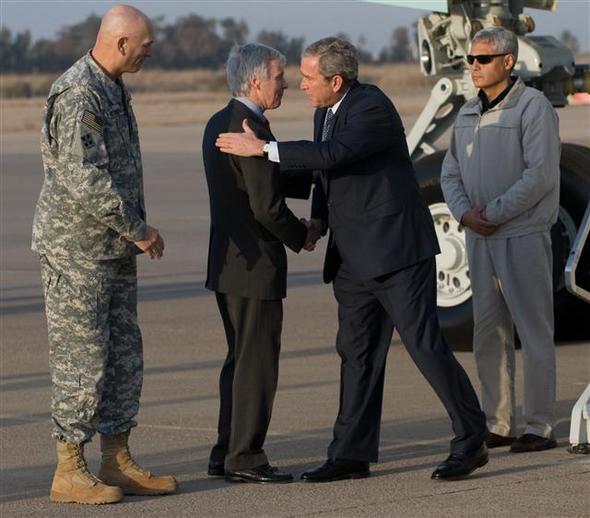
[466,53,510,65]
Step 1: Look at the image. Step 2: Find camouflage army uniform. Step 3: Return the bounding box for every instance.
[32,52,147,444]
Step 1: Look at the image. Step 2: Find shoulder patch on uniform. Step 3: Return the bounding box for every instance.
[80,110,103,134]
[81,133,95,149]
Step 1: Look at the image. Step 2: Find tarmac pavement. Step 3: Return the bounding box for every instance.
[1,106,589,517]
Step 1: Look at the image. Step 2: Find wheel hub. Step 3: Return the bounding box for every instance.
[429,203,471,307]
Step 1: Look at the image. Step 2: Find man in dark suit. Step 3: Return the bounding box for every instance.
[216,37,488,482]
[202,43,317,484]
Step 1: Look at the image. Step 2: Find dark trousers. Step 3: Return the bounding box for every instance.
[209,292,283,471]
[328,257,486,463]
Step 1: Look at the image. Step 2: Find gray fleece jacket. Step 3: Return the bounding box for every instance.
[441,78,560,239]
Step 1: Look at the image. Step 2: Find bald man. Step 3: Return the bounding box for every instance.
[32,5,176,504]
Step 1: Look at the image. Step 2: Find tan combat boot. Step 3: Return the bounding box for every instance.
[50,440,123,505]
[98,431,177,495]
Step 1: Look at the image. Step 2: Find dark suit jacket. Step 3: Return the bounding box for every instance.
[202,99,311,300]
[278,82,440,283]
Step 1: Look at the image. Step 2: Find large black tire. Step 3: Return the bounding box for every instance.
[552,144,590,340]
[415,151,474,350]
[414,144,590,350]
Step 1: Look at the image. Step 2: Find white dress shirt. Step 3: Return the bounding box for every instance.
[267,89,349,163]
[234,96,268,124]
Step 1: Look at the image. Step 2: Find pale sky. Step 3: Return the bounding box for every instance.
[1,0,588,54]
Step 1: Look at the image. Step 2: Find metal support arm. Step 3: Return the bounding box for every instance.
[565,203,590,303]
[407,75,476,161]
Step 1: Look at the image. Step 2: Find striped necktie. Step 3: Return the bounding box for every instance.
[321,108,334,141]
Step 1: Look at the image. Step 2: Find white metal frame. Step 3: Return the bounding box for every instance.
[565,203,590,303]
[569,384,590,454]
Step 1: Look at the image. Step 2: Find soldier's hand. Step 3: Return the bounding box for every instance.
[149,234,165,259]
[134,225,164,259]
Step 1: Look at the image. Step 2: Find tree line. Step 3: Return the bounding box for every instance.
[1,13,580,75]
[0,13,416,73]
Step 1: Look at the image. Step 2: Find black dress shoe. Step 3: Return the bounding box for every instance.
[485,431,516,449]
[208,461,224,477]
[225,464,293,484]
[300,459,370,483]
[431,444,488,480]
[510,433,557,453]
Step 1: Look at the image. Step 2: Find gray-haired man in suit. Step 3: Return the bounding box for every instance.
[202,43,317,484]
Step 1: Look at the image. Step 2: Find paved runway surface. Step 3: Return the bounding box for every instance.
[1,105,589,517]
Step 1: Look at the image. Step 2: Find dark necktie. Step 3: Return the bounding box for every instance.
[321,108,334,141]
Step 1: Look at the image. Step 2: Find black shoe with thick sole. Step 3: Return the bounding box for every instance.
[300,459,370,483]
[509,434,557,453]
[225,464,293,484]
[485,431,516,449]
[208,461,225,478]
[431,444,489,480]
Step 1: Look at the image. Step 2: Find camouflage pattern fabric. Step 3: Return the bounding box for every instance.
[32,52,146,260]
[40,254,143,444]
[32,52,148,444]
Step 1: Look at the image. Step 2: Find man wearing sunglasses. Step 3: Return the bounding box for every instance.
[441,27,560,454]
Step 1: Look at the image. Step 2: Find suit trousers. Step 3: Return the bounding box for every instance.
[210,292,283,471]
[328,257,486,463]
[466,232,556,438]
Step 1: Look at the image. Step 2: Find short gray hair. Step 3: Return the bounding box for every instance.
[226,43,286,97]
[471,27,519,61]
[304,37,358,84]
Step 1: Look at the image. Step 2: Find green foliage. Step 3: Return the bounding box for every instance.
[256,30,304,63]
[379,26,414,63]
[0,27,32,71]
[560,30,580,55]
[2,13,423,73]
[0,13,304,72]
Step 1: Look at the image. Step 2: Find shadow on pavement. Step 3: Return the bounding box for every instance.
[0,400,580,504]
[0,343,335,393]
[0,270,325,316]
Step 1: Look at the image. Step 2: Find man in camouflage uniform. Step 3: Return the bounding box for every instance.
[32,5,176,504]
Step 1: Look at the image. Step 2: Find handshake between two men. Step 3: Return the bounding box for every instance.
[132,204,317,260]
[301,218,322,251]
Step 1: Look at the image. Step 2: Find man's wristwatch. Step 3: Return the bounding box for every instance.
[262,142,270,158]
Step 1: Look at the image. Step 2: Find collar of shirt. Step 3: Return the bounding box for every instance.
[86,51,128,107]
[478,78,516,113]
[329,88,350,115]
[234,97,268,124]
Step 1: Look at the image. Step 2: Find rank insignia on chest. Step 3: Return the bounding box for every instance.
[81,133,95,149]
[80,110,103,134]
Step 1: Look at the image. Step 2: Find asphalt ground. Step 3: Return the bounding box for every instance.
[1,103,589,517]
